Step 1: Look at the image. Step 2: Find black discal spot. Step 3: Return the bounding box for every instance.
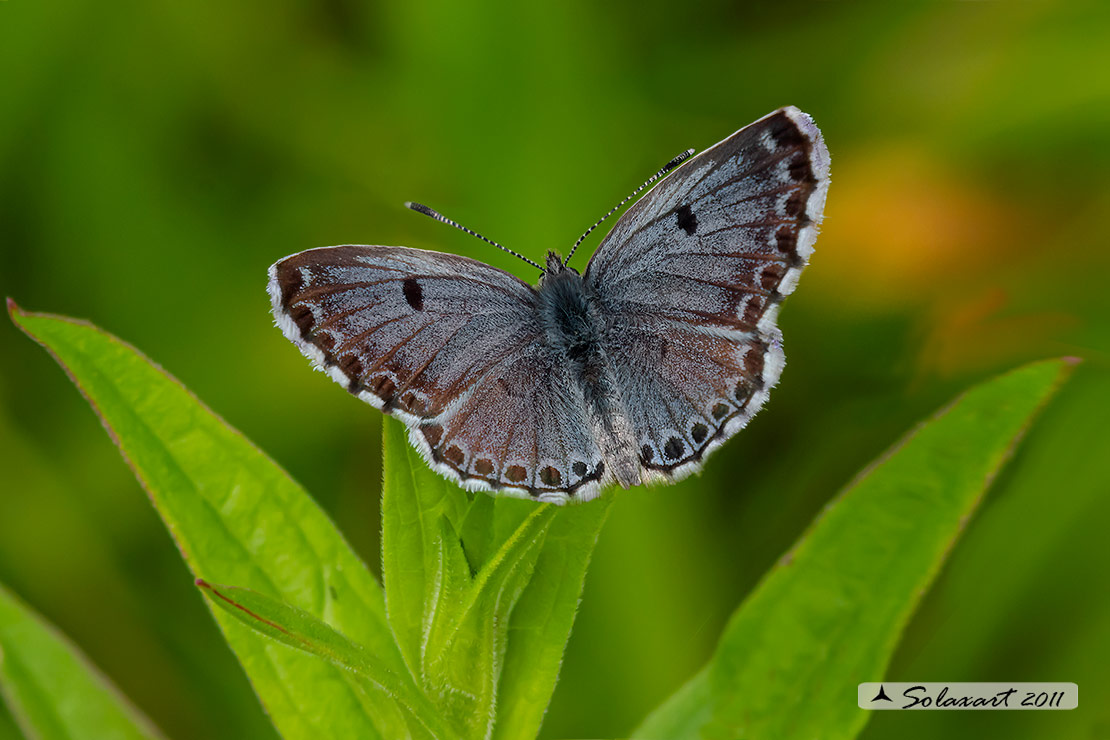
[691,423,708,444]
[402,278,423,311]
[663,437,684,460]
[712,403,730,420]
[539,466,562,487]
[641,444,654,463]
[573,461,588,477]
[676,204,698,235]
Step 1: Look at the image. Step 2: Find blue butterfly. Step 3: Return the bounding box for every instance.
[269,107,829,503]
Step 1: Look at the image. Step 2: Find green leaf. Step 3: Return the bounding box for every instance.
[0,581,164,740]
[381,418,612,740]
[424,507,554,739]
[491,497,612,740]
[635,358,1075,740]
[9,302,412,739]
[196,581,454,740]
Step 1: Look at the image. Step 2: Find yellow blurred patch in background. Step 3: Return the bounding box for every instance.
[814,146,1022,309]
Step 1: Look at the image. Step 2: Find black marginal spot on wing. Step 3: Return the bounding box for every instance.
[289,304,315,333]
[402,278,423,311]
[676,204,698,235]
[663,437,684,460]
[640,444,654,464]
[770,117,805,149]
[789,154,816,185]
[368,375,396,402]
[759,262,786,292]
[280,268,306,306]
[776,225,801,265]
[539,466,562,487]
[421,424,444,448]
[691,423,708,444]
[573,461,588,477]
[784,189,807,219]
[339,355,364,392]
[444,445,464,465]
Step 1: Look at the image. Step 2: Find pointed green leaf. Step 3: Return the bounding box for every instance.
[636,358,1075,740]
[9,302,410,739]
[491,496,610,740]
[0,582,164,740]
[426,507,554,739]
[196,581,454,740]
[380,419,472,680]
[382,418,612,740]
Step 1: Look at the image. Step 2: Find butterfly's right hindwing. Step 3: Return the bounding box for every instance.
[269,245,604,501]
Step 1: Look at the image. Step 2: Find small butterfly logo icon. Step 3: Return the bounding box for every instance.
[269,107,829,503]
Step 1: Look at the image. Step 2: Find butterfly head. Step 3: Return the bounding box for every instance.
[542,251,576,280]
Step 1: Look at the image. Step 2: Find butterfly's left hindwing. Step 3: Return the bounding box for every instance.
[269,245,605,501]
[585,107,829,481]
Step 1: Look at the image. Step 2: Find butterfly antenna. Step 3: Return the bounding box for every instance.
[563,147,696,267]
[405,201,544,272]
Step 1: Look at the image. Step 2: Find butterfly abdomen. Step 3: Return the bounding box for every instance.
[537,268,641,488]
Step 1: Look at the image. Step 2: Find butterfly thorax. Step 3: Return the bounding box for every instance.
[536,258,597,375]
[536,252,642,488]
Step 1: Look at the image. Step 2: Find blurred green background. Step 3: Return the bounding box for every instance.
[2,1,1108,738]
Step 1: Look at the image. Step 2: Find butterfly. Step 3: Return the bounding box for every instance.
[269,107,829,504]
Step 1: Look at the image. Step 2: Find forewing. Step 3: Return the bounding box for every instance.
[585,107,829,478]
[269,245,602,501]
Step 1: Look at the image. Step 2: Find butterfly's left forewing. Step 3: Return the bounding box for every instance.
[269,245,605,501]
[585,107,829,481]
